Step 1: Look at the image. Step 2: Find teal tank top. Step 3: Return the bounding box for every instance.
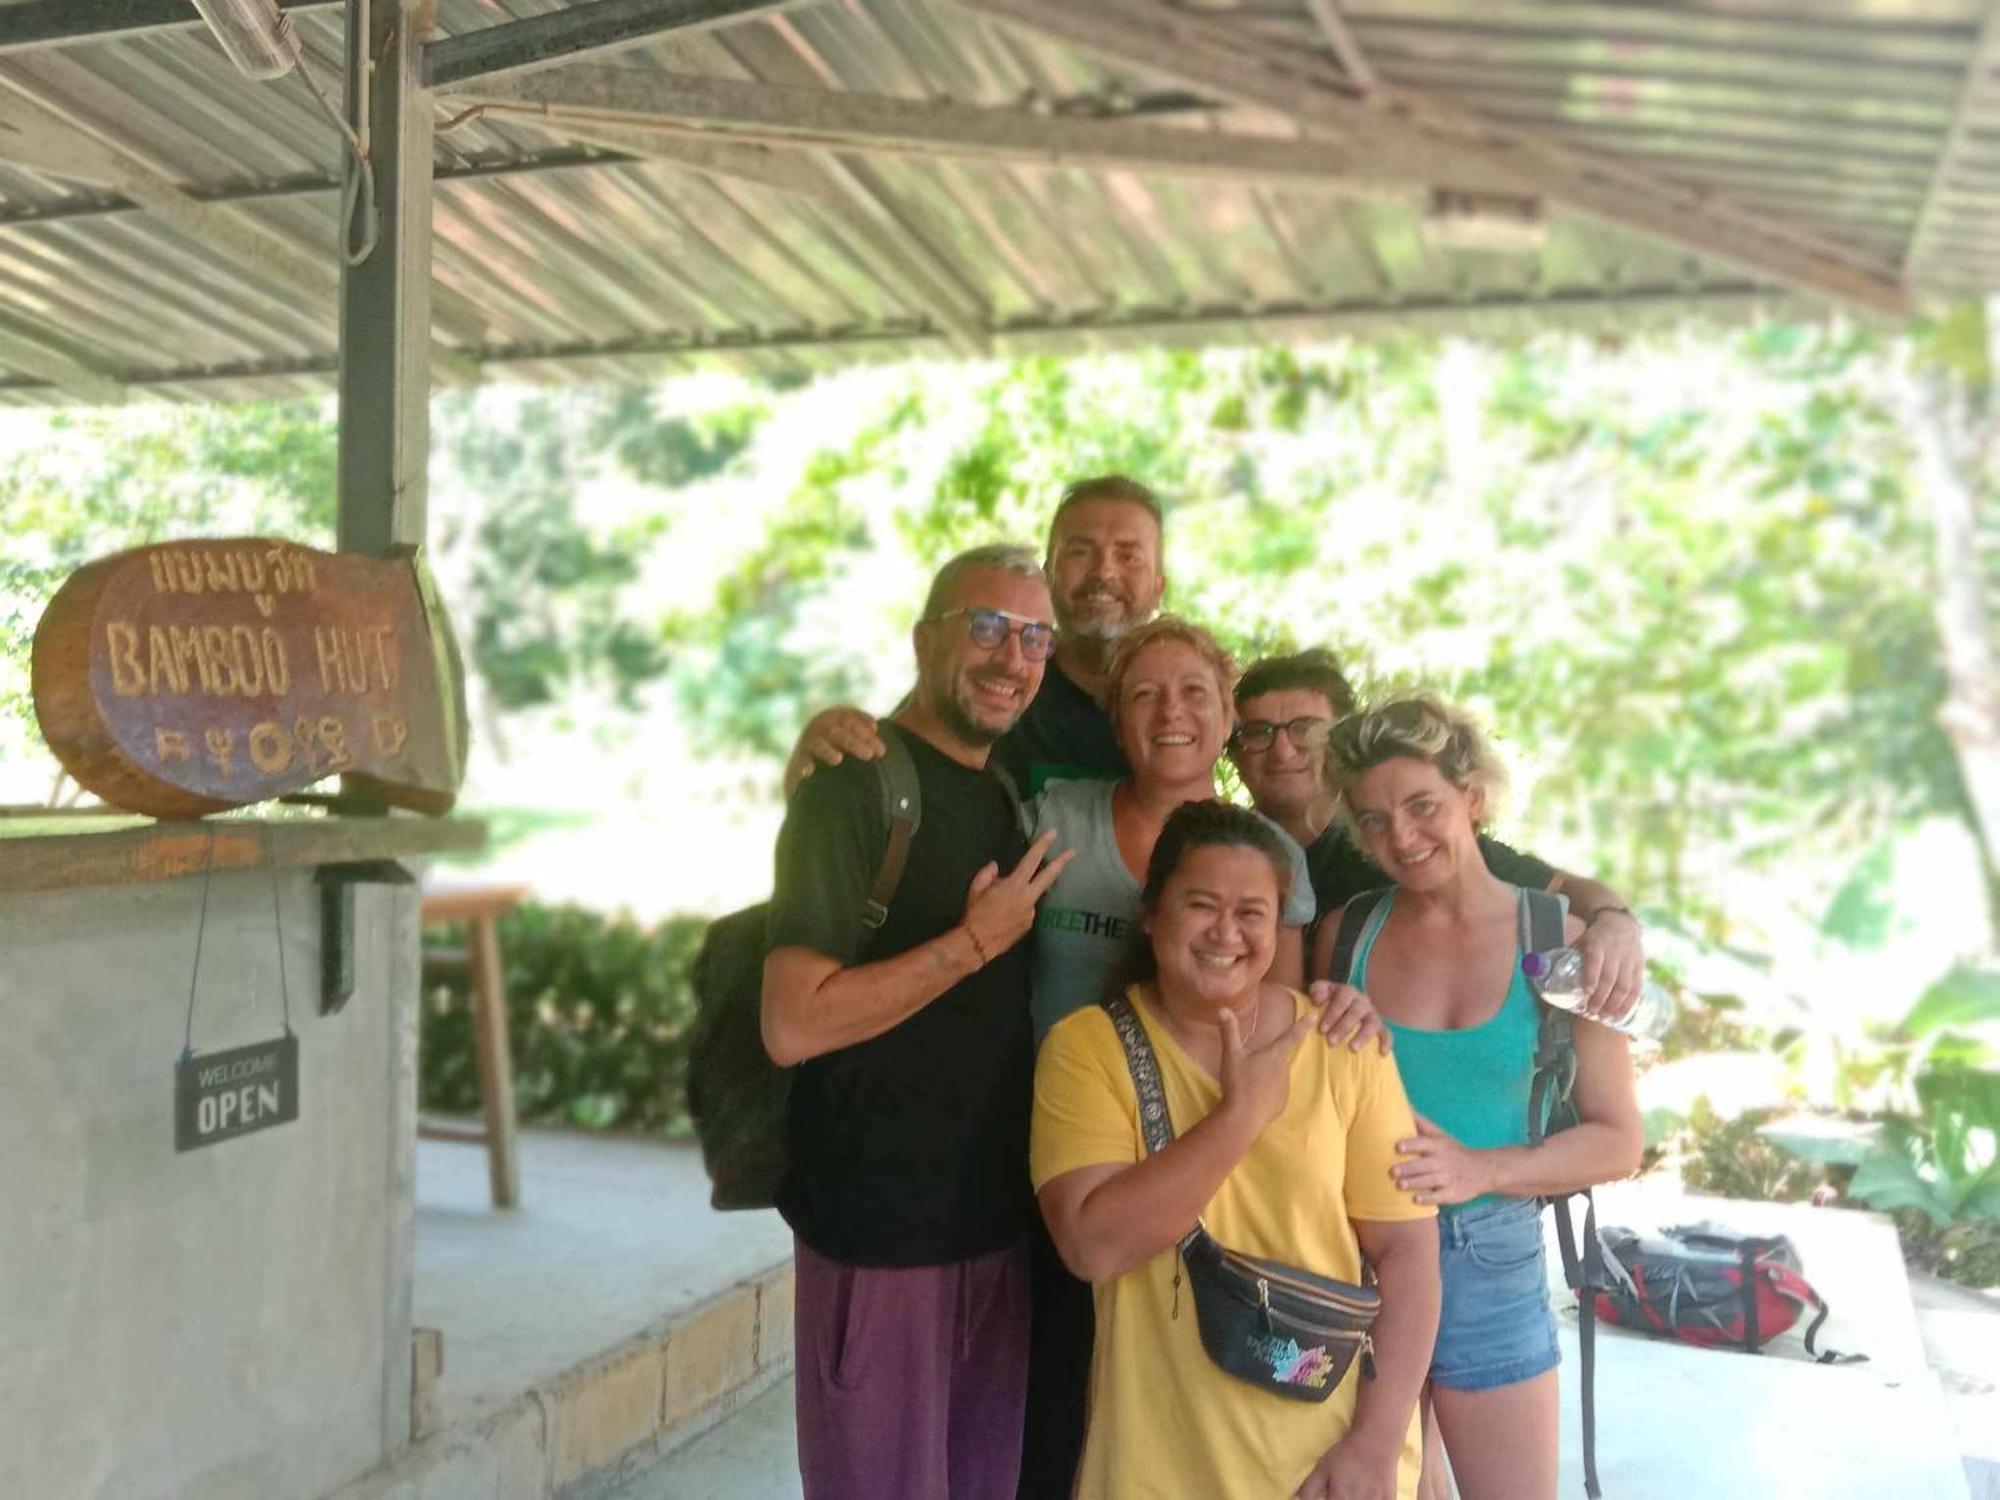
[1351,888,1539,1214]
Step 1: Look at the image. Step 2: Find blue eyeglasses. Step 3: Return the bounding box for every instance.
[929,607,1058,662]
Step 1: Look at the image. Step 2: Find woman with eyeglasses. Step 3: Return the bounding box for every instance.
[1016,616,1382,1497]
[1031,799,1440,1499]
[1315,697,1643,1500]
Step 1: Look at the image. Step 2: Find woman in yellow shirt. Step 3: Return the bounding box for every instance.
[1032,800,1440,1500]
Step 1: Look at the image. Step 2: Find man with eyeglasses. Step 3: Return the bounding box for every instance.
[762,543,1076,1500]
[1230,648,1646,1017]
[785,474,1166,797]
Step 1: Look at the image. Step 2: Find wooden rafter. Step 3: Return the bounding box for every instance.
[950,0,1912,316]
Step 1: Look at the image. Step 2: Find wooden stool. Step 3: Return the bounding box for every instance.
[419,881,529,1208]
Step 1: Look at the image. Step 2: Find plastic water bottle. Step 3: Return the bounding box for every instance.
[1521,948,1675,1042]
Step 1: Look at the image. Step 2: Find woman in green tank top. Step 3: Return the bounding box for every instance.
[1312,697,1643,1500]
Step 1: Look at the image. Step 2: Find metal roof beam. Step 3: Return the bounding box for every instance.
[0,285,1785,396]
[425,0,812,90]
[449,67,1379,187]
[1904,2,2000,279]
[951,0,1912,317]
[1304,0,1376,93]
[0,147,636,230]
[0,0,338,56]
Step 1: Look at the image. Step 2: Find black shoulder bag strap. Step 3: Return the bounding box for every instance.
[861,728,922,933]
[1518,887,1607,1500]
[1326,888,1393,985]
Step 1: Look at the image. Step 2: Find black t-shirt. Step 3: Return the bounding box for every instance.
[766,722,1034,1267]
[1305,824,1558,927]
[993,660,1127,795]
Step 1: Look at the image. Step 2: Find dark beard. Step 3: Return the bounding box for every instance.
[936,695,1005,747]
[933,679,1013,747]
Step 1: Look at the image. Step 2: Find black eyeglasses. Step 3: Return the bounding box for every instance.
[930,607,1058,662]
[1232,717,1332,754]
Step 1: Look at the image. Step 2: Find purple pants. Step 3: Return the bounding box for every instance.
[793,1236,1030,1500]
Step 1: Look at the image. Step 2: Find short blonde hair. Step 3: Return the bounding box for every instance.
[1103,616,1237,741]
[1325,695,1508,826]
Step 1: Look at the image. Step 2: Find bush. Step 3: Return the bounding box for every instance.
[420,901,709,1133]
[1676,1101,1833,1205]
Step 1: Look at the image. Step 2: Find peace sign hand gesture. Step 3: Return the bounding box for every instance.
[1218,1003,1313,1136]
[960,830,1076,965]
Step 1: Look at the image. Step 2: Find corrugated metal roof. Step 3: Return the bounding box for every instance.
[0,0,1990,403]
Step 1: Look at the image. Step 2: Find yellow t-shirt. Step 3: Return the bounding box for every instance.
[1031,988,1436,1500]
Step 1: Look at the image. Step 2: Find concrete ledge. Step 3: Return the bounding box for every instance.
[330,1259,794,1500]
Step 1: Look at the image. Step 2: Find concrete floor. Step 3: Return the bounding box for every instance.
[1913,1273,2000,1500]
[611,1381,801,1500]
[414,1128,792,1428]
[616,1181,1990,1500]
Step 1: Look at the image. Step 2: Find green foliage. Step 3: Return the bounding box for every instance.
[1834,975,2000,1231]
[1678,1100,1831,1205]
[664,400,892,756]
[435,393,669,712]
[1903,964,2000,1045]
[591,387,766,489]
[419,902,706,1133]
[1756,966,2000,1283]
[0,401,336,765]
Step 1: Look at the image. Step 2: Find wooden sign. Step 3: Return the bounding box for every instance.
[33,539,468,819]
[175,1034,300,1151]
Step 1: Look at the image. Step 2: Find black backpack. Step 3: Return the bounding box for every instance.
[686,732,921,1212]
[1329,885,1616,1500]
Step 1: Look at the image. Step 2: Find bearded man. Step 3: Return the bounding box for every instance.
[762,543,1076,1500]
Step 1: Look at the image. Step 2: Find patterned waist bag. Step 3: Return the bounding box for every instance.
[1100,992,1379,1404]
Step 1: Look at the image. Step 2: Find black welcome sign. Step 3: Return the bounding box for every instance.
[175,1033,300,1151]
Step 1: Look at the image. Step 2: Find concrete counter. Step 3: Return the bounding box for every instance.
[0,810,486,894]
[0,814,482,1500]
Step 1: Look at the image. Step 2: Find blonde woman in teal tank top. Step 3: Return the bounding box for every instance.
[1313,697,1643,1500]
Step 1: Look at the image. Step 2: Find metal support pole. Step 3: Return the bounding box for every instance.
[338,0,435,556]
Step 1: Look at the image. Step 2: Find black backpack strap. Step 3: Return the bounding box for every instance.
[1553,1190,1606,1500]
[1326,888,1392,985]
[1521,886,1575,1147]
[861,728,922,933]
[1754,1253,1869,1365]
[986,755,1028,838]
[1518,887,1604,1498]
[1546,1192,1609,1498]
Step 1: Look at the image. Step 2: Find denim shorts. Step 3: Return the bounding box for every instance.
[1430,1195,1561,1392]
